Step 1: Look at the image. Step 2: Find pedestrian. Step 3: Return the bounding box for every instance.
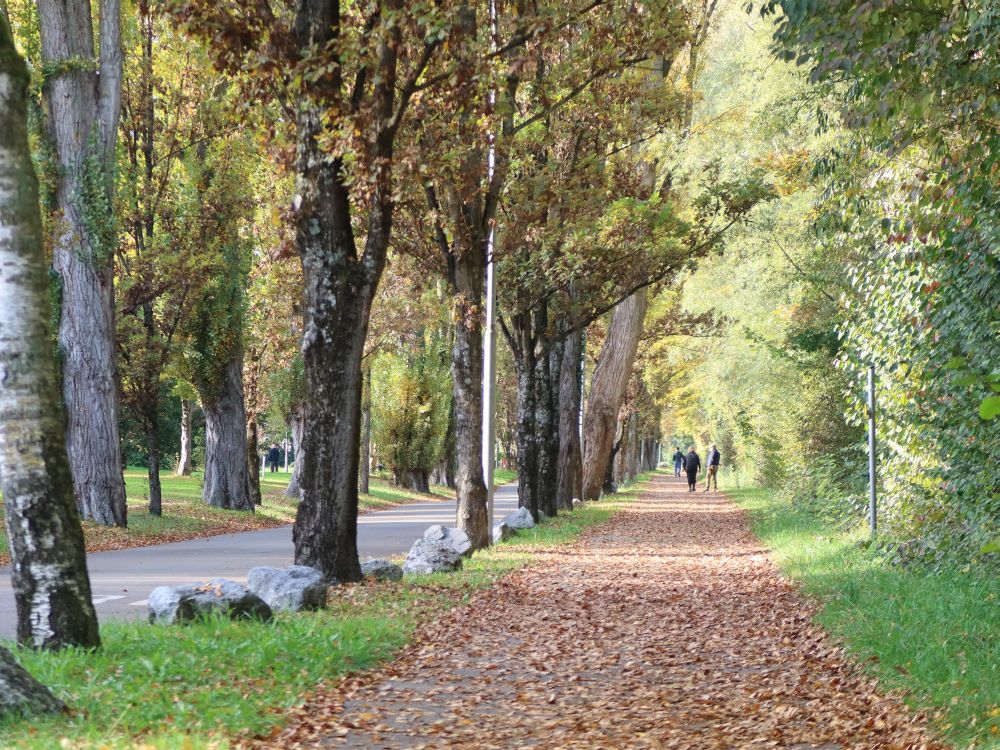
[684,446,701,493]
[704,443,721,492]
[267,443,281,473]
[672,447,684,477]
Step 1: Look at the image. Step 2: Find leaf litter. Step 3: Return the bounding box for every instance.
[249,475,945,750]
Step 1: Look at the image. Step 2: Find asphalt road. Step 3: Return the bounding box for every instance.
[0,484,520,639]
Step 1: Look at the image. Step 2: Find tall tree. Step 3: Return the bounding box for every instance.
[0,12,101,649]
[174,0,448,580]
[37,0,126,526]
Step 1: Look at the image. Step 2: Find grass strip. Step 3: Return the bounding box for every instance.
[728,486,1000,750]
[0,477,648,750]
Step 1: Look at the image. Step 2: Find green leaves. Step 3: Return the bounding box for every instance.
[979,396,1000,421]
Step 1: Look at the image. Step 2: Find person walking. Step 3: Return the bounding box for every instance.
[672,447,684,477]
[267,443,281,473]
[684,446,701,492]
[704,443,721,492]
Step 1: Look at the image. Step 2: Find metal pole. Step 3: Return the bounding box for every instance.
[867,365,877,536]
[481,0,499,533]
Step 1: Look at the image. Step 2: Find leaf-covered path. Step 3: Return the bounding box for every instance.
[267,475,943,749]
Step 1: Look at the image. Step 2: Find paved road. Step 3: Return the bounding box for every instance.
[0,484,519,639]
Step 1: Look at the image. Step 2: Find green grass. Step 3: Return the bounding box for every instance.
[492,467,518,486]
[728,486,1000,750]
[0,478,649,750]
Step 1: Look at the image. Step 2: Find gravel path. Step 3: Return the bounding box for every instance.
[264,474,943,750]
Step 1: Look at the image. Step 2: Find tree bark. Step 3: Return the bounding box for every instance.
[143,404,162,516]
[247,417,262,506]
[176,399,193,475]
[285,408,304,498]
[0,646,64,718]
[360,364,371,495]
[449,249,491,549]
[37,0,126,527]
[532,315,557,518]
[556,328,583,510]
[0,22,101,649]
[394,469,430,493]
[582,291,648,500]
[514,334,538,519]
[200,355,253,511]
[290,0,436,582]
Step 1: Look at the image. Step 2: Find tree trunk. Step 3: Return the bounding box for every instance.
[144,405,162,516]
[556,329,583,510]
[0,646,65,717]
[510,312,540,521]
[291,96,371,584]
[247,418,262,506]
[582,291,648,499]
[200,355,253,511]
[532,327,557,518]
[0,23,101,649]
[176,399,193,475]
[449,250,490,549]
[394,469,430,493]
[360,365,371,495]
[603,434,621,496]
[37,0,126,528]
[285,408,304,498]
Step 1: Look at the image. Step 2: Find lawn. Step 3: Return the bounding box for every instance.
[729,485,1000,750]
[0,469,452,565]
[0,479,648,749]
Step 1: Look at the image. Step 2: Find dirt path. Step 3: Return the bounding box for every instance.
[266,475,942,750]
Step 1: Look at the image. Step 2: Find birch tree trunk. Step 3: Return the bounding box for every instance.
[0,24,101,649]
[0,646,64,717]
[582,291,647,499]
[37,0,126,527]
[176,399,193,475]
[200,356,253,511]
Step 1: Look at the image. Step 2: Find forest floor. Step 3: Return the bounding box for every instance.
[263,474,945,750]
[0,469,449,566]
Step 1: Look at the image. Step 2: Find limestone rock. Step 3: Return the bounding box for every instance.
[361,559,404,582]
[148,578,273,625]
[503,506,536,530]
[423,524,472,556]
[247,565,327,612]
[402,539,464,575]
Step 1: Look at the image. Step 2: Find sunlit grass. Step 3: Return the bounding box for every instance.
[0,478,648,749]
[729,486,1000,750]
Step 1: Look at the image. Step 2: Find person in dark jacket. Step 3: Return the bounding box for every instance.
[267,443,281,473]
[704,443,721,491]
[684,446,701,492]
[672,448,684,477]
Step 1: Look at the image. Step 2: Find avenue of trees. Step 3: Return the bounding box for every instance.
[0,0,995,714]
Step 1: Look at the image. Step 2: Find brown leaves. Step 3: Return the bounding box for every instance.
[251,476,946,750]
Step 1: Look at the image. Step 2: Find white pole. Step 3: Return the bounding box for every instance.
[283,434,289,472]
[482,246,497,526]
[481,0,499,531]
